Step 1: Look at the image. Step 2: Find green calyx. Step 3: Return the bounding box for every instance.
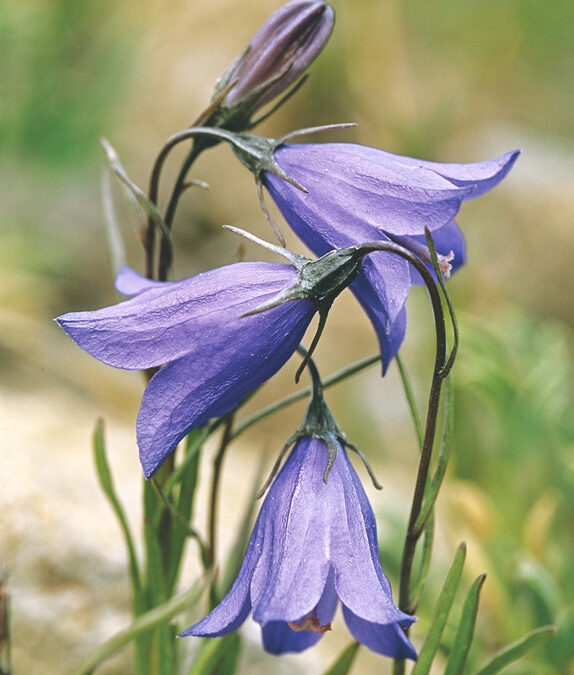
[228,227,366,383]
[257,349,382,497]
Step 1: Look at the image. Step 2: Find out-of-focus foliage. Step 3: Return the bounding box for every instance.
[445,309,574,672]
[0,0,133,168]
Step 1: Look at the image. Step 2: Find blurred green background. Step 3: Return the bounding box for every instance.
[1,0,573,672]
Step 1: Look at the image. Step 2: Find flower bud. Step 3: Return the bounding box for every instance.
[213,1,334,127]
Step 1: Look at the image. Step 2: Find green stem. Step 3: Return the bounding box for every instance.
[207,415,235,607]
[231,353,381,440]
[146,131,214,280]
[76,578,208,675]
[396,354,424,449]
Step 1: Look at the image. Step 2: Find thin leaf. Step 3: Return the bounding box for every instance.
[412,542,467,675]
[75,578,208,675]
[473,625,555,675]
[414,377,454,536]
[411,512,435,607]
[231,353,381,441]
[92,420,141,593]
[101,138,171,242]
[444,573,487,675]
[425,228,459,378]
[322,642,360,675]
[101,169,126,281]
[396,353,424,449]
[167,431,204,591]
[188,632,241,675]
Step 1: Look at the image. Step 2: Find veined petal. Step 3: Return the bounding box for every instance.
[386,149,520,199]
[264,171,411,356]
[57,262,300,370]
[268,143,475,237]
[251,438,333,624]
[222,0,335,111]
[137,297,315,477]
[343,605,417,660]
[180,507,267,638]
[182,435,414,657]
[330,446,411,626]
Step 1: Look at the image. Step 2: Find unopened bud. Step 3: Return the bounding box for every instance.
[213,1,334,127]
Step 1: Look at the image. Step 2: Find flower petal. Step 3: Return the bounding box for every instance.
[261,621,323,653]
[407,219,467,286]
[250,439,332,624]
[56,262,300,371]
[330,447,413,626]
[388,149,520,199]
[265,171,412,365]
[351,270,408,374]
[261,568,338,654]
[180,507,267,638]
[268,143,475,238]
[137,297,315,477]
[114,266,164,297]
[343,605,417,660]
[222,0,335,110]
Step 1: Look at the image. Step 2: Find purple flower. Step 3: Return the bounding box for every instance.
[57,263,316,477]
[181,437,416,659]
[263,142,520,371]
[213,1,335,126]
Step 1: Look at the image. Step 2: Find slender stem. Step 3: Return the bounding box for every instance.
[343,242,449,675]
[230,353,381,440]
[388,241,452,675]
[150,476,209,565]
[145,128,229,281]
[396,354,424,449]
[207,415,235,574]
[158,142,206,281]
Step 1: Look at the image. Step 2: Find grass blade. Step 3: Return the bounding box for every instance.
[412,542,467,674]
[323,642,360,675]
[444,573,487,675]
[473,625,555,675]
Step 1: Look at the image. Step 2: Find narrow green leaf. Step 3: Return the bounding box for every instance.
[188,632,241,675]
[396,353,424,449]
[473,625,555,675]
[322,642,360,675]
[143,477,169,604]
[425,229,459,377]
[412,542,467,675]
[411,512,435,605]
[164,426,213,495]
[92,420,141,594]
[101,138,171,241]
[444,573,487,675]
[101,169,126,280]
[164,430,206,592]
[76,577,208,675]
[414,378,454,536]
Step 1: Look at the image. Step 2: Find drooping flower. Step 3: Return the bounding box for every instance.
[261,141,520,370]
[181,436,416,659]
[56,263,313,477]
[56,242,373,477]
[207,0,335,130]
